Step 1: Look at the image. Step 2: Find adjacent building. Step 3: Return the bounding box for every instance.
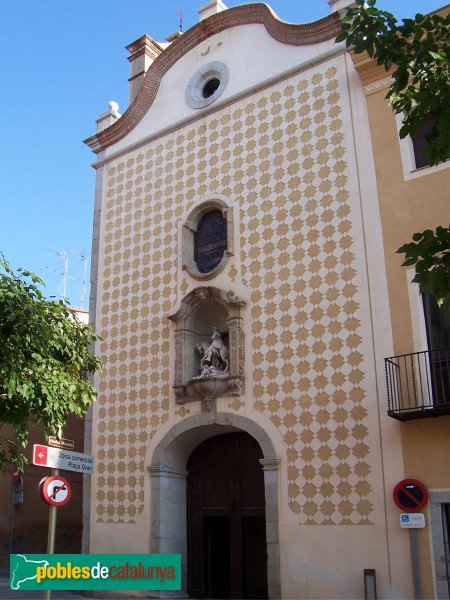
[84,1,450,598]
[350,6,450,595]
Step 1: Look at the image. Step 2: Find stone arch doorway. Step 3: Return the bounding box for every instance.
[187,432,267,599]
[147,413,281,598]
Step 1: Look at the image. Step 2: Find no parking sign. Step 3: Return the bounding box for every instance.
[393,479,428,512]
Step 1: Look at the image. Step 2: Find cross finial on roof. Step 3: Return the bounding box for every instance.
[176,7,187,32]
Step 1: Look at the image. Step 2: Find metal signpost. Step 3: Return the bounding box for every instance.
[33,442,95,600]
[393,479,429,600]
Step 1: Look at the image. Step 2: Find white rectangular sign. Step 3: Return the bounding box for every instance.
[400,513,425,528]
[33,444,95,474]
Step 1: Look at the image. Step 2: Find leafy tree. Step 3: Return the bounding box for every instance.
[0,255,102,469]
[397,227,450,306]
[336,0,450,306]
[336,0,450,166]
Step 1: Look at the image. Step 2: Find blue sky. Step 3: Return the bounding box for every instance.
[0,0,443,307]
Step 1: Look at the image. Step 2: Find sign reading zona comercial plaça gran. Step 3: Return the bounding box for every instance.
[33,444,95,474]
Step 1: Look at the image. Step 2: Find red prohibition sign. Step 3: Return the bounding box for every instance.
[393,479,428,512]
[39,475,72,507]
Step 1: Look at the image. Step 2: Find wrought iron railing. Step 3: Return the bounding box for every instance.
[385,348,450,420]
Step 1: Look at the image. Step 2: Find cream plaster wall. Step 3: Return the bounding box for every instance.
[364,82,449,358]
[103,24,340,158]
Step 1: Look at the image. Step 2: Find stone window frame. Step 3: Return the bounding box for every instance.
[429,490,450,598]
[182,197,234,281]
[185,61,229,109]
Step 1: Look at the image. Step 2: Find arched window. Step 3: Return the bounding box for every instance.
[182,198,234,280]
[194,210,227,273]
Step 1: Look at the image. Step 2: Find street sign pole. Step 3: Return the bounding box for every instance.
[47,468,59,553]
[410,528,422,600]
[44,468,59,600]
[394,479,428,600]
[33,439,93,600]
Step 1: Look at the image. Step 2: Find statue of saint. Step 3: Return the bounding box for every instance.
[196,327,229,377]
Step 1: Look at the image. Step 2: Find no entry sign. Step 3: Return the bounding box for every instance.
[39,475,72,507]
[393,479,428,512]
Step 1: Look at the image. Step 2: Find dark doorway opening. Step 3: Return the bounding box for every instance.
[204,516,230,598]
[187,432,268,599]
[423,293,450,405]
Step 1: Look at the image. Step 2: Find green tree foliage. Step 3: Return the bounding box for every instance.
[336,0,450,306]
[0,255,102,469]
[336,0,450,166]
[397,227,450,307]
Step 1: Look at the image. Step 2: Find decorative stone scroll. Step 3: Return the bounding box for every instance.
[169,287,245,409]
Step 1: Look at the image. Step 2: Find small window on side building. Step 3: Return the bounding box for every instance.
[411,116,435,169]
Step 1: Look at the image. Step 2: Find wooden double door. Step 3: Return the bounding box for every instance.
[187,432,268,599]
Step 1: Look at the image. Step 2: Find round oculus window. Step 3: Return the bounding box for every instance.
[186,61,229,109]
[202,77,220,99]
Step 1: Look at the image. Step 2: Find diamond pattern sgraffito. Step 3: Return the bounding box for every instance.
[239,66,373,525]
[95,61,373,525]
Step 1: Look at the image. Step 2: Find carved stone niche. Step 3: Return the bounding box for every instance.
[169,287,245,410]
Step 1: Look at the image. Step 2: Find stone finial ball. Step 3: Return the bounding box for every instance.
[108,101,119,114]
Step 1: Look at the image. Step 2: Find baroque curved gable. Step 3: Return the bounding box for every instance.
[85,3,341,153]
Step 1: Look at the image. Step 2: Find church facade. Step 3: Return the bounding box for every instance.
[84,2,450,598]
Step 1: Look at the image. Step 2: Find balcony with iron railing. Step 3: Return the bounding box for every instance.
[385,348,450,421]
